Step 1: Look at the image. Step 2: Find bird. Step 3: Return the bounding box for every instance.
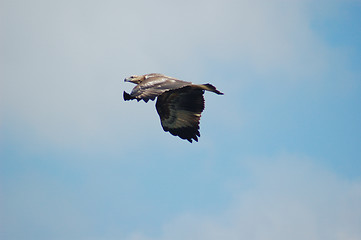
[123,73,223,142]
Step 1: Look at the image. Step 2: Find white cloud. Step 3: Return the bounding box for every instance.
[126,154,361,240]
[0,0,349,147]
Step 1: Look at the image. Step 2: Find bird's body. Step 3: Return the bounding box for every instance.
[123,73,223,142]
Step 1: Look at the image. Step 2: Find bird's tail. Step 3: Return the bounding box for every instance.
[198,84,224,95]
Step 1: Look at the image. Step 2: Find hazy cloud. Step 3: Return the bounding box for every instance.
[1,0,344,147]
[1,1,360,240]
[126,154,361,240]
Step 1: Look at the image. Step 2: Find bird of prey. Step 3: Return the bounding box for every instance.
[123,73,223,142]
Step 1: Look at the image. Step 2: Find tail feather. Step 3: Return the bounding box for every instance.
[199,84,224,95]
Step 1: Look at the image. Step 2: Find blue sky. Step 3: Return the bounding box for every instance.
[1,0,361,239]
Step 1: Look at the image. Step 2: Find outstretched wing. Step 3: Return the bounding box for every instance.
[126,74,192,102]
[155,86,205,142]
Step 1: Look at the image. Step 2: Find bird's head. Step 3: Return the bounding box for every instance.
[124,75,144,84]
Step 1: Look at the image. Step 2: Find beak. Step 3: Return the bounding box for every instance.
[124,75,138,83]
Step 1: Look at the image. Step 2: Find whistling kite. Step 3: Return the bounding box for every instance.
[123,73,223,142]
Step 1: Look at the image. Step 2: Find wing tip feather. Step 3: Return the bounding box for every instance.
[123,91,135,101]
[163,126,200,143]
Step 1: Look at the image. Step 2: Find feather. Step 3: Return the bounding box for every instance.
[123,73,223,142]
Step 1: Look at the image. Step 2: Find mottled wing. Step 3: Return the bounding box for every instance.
[155,86,205,142]
[130,75,192,102]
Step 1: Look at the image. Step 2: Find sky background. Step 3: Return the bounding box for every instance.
[1,0,361,239]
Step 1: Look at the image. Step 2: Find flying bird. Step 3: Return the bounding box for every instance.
[123,73,223,142]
